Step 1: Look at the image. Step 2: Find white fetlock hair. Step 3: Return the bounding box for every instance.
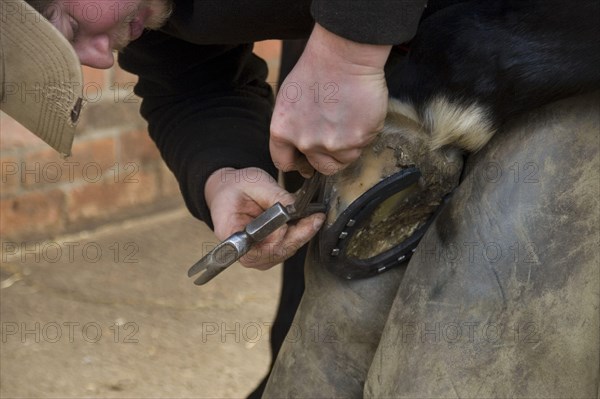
[387,97,495,153]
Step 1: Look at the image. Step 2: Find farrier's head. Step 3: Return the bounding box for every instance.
[25,0,172,68]
[0,0,170,156]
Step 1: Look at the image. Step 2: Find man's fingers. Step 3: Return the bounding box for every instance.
[270,136,298,173]
[270,139,317,177]
[306,149,363,175]
[238,212,326,269]
[271,137,365,176]
[238,172,295,209]
[286,212,326,243]
[238,224,288,269]
[295,155,315,178]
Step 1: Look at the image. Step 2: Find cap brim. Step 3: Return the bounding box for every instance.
[1,0,84,156]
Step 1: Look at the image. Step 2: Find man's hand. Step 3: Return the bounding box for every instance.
[205,167,325,270]
[270,23,392,176]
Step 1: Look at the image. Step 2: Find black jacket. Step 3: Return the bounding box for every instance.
[119,0,426,227]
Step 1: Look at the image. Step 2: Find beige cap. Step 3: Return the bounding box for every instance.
[0,0,84,156]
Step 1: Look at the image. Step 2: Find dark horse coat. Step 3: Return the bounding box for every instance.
[388,0,600,152]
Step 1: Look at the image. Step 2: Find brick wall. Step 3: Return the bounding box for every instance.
[0,40,282,243]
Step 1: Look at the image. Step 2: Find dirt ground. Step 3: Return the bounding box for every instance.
[0,208,282,398]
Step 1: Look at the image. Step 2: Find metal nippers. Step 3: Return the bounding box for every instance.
[187,172,325,285]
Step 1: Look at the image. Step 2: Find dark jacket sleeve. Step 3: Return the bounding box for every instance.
[311,0,428,44]
[118,31,277,228]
